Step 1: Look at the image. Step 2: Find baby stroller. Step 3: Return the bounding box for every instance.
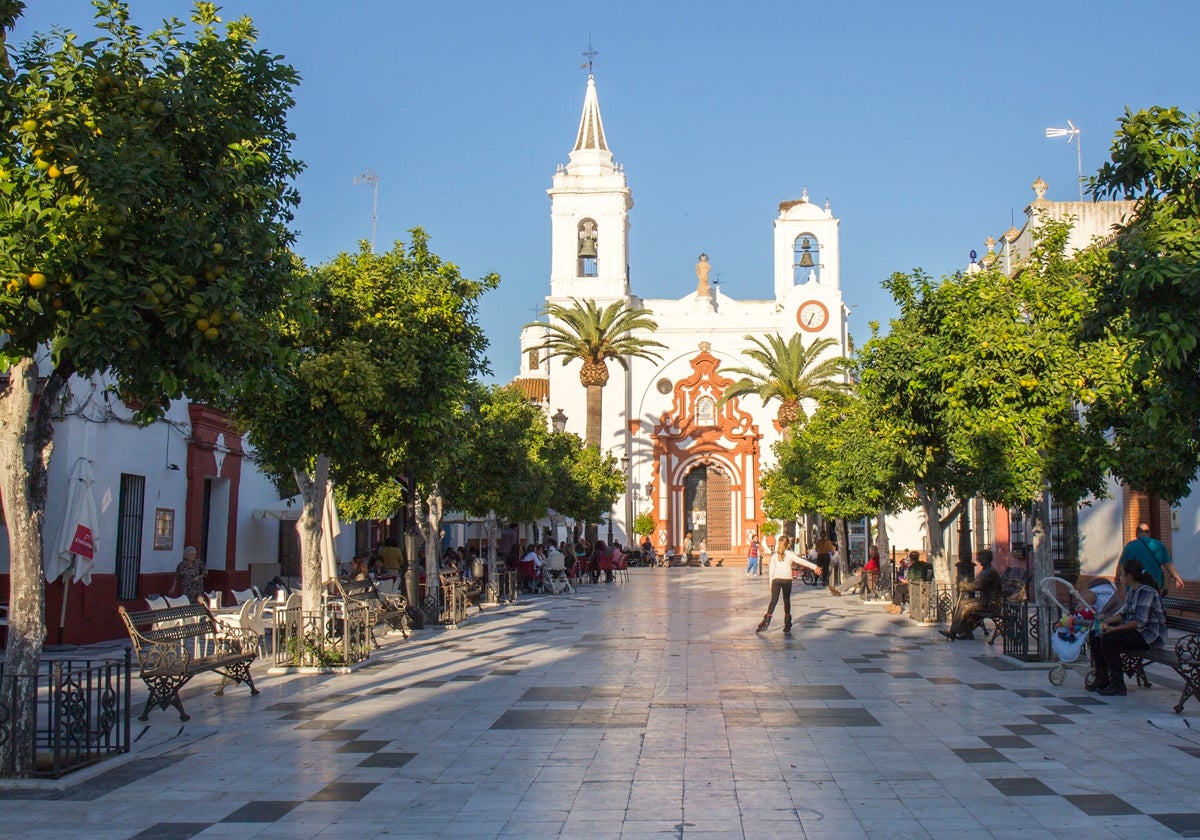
[1038,576,1099,687]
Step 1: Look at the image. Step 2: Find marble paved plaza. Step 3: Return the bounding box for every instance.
[5,567,1200,839]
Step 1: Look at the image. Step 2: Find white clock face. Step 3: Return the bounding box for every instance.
[797,301,829,331]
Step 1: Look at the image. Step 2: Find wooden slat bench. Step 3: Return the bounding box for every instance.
[118,602,259,722]
[1121,596,1200,713]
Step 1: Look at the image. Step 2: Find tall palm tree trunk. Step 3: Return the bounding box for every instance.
[585,384,604,447]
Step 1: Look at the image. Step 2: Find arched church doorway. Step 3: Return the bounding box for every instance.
[683,465,732,553]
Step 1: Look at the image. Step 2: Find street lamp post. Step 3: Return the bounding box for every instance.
[621,455,631,549]
[551,408,568,434]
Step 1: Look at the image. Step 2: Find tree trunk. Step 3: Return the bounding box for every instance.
[1030,489,1052,604]
[417,487,442,609]
[0,358,70,778]
[293,455,330,616]
[875,510,890,558]
[915,483,949,581]
[485,510,498,582]
[584,383,603,447]
[837,518,851,581]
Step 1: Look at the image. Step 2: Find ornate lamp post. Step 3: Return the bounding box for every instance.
[551,408,568,434]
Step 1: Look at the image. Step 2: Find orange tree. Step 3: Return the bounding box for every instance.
[240,235,498,617]
[0,2,301,775]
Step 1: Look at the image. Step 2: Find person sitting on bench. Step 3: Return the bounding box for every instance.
[940,549,1002,641]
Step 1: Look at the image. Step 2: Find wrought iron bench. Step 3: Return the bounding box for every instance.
[118,602,259,721]
[330,578,410,646]
[979,566,1029,644]
[1121,597,1200,713]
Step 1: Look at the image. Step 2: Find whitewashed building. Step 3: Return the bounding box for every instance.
[514,75,850,559]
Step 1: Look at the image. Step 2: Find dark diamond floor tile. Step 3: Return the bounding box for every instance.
[1042,703,1092,715]
[784,685,854,700]
[292,718,348,730]
[927,677,962,684]
[131,823,212,839]
[1152,813,1200,837]
[855,667,885,673]
[312,729,367,741]
[987,777,1055,796]
[220,801,302,823]
[981,734,1034,749]
[492,709,575,729]
[791,708,879,728]
[1004,723,1052,736]
[1011,689,1054,698]
[281,711,337,722]
[310,782,379,802]
[411,680,446,688]
[967,682,1008,691]
[1062,695,1106,706]
[451,674,485,681]
[370,686,403,695]
[890,672,923,679]
[359,752,417,769]
[337,740,390,754]
[1064,794,1140,815]
[1024,713,1073,725]
[953,748,1010,764]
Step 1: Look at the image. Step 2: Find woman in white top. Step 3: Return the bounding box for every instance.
[757,535,818,634]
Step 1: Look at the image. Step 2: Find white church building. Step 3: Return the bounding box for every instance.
[514,75,850,559]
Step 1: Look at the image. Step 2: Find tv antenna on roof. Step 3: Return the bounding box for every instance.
[354,168,380,251]
[1045,121,1083,201]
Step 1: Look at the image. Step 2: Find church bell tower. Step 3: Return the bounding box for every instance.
[547,74,632,302]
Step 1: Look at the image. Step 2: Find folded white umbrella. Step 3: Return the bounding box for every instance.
[46,458,99,644]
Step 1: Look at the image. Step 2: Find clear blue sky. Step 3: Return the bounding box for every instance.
[13,1,1200,383]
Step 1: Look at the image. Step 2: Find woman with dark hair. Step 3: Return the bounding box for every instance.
[1088,557,1167,696]
[755,535,819,634]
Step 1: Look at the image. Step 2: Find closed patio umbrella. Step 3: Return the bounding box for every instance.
[319,484,342,583]
[45,458,99,645]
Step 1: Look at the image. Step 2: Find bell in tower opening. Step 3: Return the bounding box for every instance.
[578,218,598,277]
[793,234,819,284]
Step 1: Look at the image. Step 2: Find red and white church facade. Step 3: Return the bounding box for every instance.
[515,74,850,558]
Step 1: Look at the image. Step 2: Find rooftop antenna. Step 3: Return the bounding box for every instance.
[354,168,380,251]
[1044,121,1083,201]
[580,35,598,75]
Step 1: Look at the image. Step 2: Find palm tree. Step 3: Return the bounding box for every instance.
[529,298,666,445]
[718,334,850,428]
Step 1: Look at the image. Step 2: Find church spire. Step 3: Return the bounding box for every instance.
[573,75,609,153]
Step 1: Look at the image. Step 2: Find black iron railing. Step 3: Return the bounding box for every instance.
[1002,601,1053,662]
[272,602,371,668]
[0,652,132,779]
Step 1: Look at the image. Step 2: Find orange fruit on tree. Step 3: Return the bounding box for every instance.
[28,272,47,289]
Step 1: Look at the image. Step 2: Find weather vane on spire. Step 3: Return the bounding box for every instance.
[580,35,598,75]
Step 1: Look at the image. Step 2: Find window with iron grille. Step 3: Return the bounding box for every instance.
[114,474,146,600]
[1050,499,1079,579]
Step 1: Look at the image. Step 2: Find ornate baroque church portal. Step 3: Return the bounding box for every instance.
[651,345,761,556]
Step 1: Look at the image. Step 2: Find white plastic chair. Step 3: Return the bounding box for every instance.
[230,587,257,605]
[144,594,168,611]
[204,590,223,608]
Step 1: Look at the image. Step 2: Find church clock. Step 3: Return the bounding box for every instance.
[797,300,829,332]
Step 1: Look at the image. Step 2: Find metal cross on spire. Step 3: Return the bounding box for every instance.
[581,36,598,75]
